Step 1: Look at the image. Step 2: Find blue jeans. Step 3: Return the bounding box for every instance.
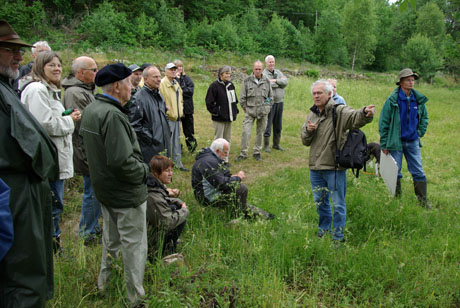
[390,139,426,182]
[310,170,347,241]
[79,175,102,238]
[49,180,64,238]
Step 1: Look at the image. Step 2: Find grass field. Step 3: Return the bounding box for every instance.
[50,69,460,307]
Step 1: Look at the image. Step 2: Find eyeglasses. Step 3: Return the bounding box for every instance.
[82,68,98,72]
[0,47,26,56]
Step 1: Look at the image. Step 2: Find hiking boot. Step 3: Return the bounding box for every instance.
[253,153,262,161]
[235,155,247,162]
[247,204,275,220]
[263,136,271,153]
[414,181,432,209]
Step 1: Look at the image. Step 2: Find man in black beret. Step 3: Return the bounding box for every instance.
[0,20,59,308]
[80,63,149,307]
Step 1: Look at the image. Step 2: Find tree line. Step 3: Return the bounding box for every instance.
[2,0,459,81]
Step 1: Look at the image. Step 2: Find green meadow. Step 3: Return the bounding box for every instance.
[51,63,460,307]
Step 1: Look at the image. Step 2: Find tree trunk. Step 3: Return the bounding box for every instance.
[351,46,357,74]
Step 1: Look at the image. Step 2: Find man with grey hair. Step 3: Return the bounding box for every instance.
[327,78,347,106]
[192,139,274,219]
[0,20,59,308]
[263,55,288,152]
[80,63,149,307]
[62,56,101,246]
[14,40,51,89]
[130,65,171,163]
[302,79,375,243]
[236,60,273,161]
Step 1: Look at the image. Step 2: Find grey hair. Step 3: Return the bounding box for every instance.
[173,59,183,67]
[100,76,130,93]
[265,55,275,62]
[142,65,159,78]
[217,66,231,78]
[311,79,333,95]
[31,41,51,54]
[210,138,229,153]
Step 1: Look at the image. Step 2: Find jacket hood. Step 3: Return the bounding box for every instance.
[62,74,95,91]
[146,174,162,189]
[195,147,221,162]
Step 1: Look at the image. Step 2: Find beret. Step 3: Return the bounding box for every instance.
[95,63,132,87]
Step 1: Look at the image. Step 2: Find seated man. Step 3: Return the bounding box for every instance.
[147,155,189,259]
[191,138,273,219]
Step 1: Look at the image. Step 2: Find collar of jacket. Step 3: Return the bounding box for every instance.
[309,98,335,116]
[250,74,267,84]
[95,93,129,115]
[388,87,428,106]
[0,74,14,88]
[62,74,96,92]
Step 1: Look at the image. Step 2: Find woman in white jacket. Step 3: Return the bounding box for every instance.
[21,51,81,253]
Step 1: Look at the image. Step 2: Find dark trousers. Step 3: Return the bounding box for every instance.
[181,113,197,151]
[148,221,186,258]
[264,102,284,137]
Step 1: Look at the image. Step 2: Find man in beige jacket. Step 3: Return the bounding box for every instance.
[301,79,375,243]
[159,62,187,171]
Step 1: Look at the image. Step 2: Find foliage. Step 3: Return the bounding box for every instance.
[0,0,47,40]
[402,34,443,82]
[343,0,378,72]
[314,9,347,66]
[416,2,446,46]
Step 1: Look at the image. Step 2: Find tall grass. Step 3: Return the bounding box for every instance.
[50,71,460,307]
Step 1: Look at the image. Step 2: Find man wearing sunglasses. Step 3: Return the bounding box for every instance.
[62,56,102,246]
[0,20,59,307]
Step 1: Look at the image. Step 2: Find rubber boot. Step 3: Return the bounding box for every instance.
[272,134,284,151]
[414,181,432,209]
[263,136,271,153]
[395,179,402,198]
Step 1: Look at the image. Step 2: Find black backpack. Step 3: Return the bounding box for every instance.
[332,105,369,178]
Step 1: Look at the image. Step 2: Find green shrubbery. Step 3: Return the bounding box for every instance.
[1,0,459,81]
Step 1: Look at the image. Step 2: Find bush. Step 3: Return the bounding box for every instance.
[0,0,47,41]
[403,34,443,82]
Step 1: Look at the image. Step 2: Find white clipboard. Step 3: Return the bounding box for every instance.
[379,151,399,197]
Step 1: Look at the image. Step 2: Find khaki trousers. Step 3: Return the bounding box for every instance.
[98,202,147,305]
[240,113,268,157]
[213,121,232,162]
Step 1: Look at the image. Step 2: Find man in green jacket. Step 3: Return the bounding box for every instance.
[0,20,59,308]
[80,63,149,307]
[379,68,431,208]
[302,80,375,242]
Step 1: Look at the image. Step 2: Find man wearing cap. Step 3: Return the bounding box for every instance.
[160,62,188,171]
[128,64,143,95]
[129,65,171,163]
[379,68,431,208]
[62,56,102,245]
[80,63,149,307]
[0,20,59,307]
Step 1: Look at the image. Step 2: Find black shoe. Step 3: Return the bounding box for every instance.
[253,154,262,161]
[179,166,189,172]
[84,235,102,247]
[223,162,232,168]
[235,155,247,162]
[272,145,285,151]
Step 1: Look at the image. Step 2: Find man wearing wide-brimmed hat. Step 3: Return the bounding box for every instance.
[379,68,431,208]
[0,20,59,307]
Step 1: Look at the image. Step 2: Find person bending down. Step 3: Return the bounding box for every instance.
[147,155,189,259]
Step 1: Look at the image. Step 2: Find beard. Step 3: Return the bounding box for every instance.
[0,65,19,79]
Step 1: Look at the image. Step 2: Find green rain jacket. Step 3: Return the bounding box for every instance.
[80,94,148,209]
[0,75,59,308]
[379,88,428,151]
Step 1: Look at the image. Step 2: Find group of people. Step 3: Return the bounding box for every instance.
[0,19,431,308]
